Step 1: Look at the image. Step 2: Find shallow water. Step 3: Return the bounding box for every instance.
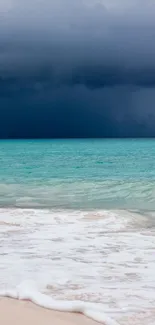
[0,140,155,324]
[0,208,155,324]
[0,139,155,210]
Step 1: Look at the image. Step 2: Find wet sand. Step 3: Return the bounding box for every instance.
[0,298,100,325]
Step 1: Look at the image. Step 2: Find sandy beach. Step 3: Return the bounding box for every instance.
[0,298,100,325]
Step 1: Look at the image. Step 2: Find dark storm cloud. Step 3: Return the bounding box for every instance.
[1,0,155,138]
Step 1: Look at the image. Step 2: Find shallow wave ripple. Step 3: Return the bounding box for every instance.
[1,180,155,210]
[0,208,155,325]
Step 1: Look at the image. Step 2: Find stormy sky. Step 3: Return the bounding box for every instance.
[1,0,155,138]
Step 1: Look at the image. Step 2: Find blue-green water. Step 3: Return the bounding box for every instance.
[0,139,155,210]
[0,139,155,325]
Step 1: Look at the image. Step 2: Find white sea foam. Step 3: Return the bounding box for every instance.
[0,280,119,325]
[0,208,155,324]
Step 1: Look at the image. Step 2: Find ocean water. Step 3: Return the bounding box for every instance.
[0,139,155,324]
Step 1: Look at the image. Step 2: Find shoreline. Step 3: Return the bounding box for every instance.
[0,298,100,325]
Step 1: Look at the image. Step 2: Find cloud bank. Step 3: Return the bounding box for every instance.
[1,0,155,137]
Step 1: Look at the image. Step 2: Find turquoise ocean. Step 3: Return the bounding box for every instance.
[0,139,155,325]
[0,139,155,210]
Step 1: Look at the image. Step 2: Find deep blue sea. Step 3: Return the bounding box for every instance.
[0,139,155,325]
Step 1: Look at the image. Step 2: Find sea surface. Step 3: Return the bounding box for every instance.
[0,139,155,324]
